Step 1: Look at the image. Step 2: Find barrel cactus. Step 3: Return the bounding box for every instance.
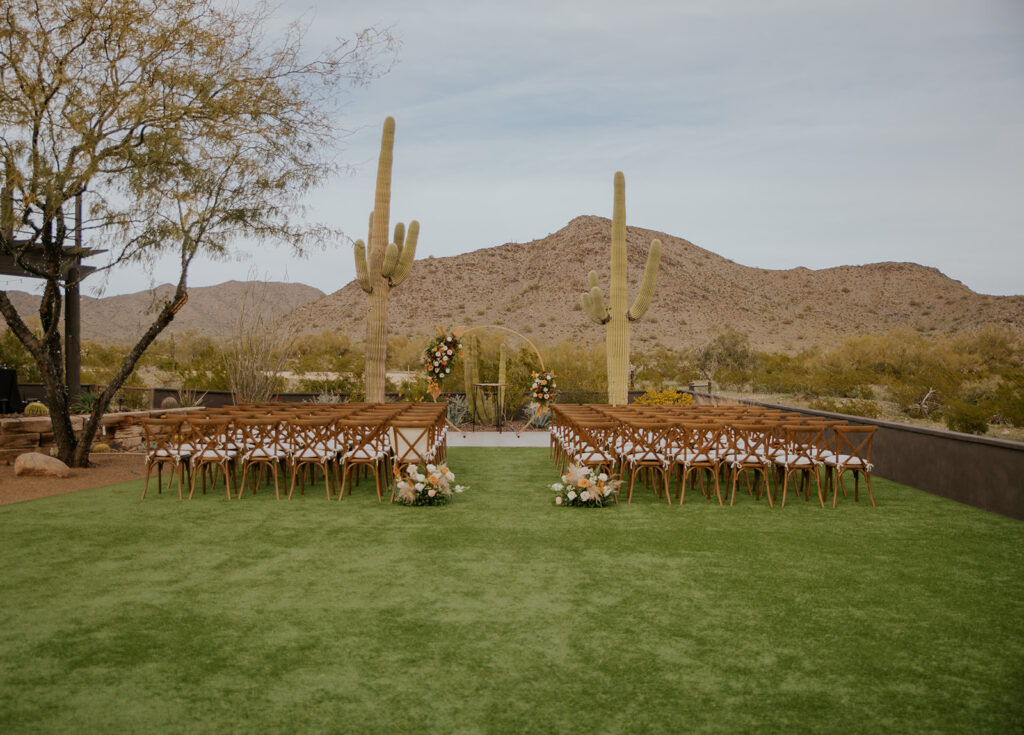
[24,401,49,416]
[581,171,662,405]
[354,117,419,402]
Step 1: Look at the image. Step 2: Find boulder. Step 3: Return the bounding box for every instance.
[14,452,71,478]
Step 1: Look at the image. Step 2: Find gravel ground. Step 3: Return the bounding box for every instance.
[0,452,147,505]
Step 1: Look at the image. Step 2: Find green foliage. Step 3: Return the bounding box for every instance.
[943,400,990,435]
[747,352,810,395]
[633,346,697,389]
[395,375,432,403]
[296,376,364,401]
[807,397,882,419]
[69,391,101,415]
[991,369,1024,427]
[697,328,753,383]
[446,395,470,425]
[0,328,42,382]
[541,340,607,404]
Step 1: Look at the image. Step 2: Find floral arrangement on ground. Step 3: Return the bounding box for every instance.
[394,463,467,506]
[551,465,621,507]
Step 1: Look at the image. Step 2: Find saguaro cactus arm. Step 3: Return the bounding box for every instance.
[628,238,662,321]
[354,239,371,293]
[581,270,609,324]
[386,220,418,287]
[582,287,610,324]
[381,241,400,278]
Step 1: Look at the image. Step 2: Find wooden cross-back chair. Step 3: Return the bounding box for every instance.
[721,421,776,507]
[773,424,826,508]
[825,425,877,507]
[186,417,237,500]
[618,419,673,505]
[285,417,336,500]
[338,419,389,502]
[672,421,724,505]
[139,416,189,499]
[234,418,287,500]
[388,418,439,502]
[565,418,617,478]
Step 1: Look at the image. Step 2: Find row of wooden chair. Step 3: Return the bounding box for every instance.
[550,404,876,508]
[137,402,448,501]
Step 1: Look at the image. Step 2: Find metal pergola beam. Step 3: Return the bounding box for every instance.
[0,193,103,401]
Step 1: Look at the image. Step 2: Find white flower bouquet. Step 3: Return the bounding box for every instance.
[551,465,621,508]
[394,463,467,506]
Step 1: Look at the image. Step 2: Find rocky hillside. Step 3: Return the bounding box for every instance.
[281,216,1024,353]
[2,281,323,344]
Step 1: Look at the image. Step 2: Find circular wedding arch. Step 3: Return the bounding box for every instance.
[449,324,548,437]
[453,324,545,372]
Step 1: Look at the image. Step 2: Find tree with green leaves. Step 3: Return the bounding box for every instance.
[0,0,396,465]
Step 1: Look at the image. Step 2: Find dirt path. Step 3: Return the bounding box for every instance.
[0,453,148,505]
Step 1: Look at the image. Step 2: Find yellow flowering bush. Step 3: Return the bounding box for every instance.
[634,388,694,406]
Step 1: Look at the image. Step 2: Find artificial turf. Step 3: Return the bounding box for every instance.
[1,447,1022,734]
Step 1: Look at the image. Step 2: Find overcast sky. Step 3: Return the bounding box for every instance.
[5,0,1023,298]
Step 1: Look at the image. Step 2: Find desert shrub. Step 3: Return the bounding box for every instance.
[394,375,432,403]
[634,388,694,406]
[951,325,1022,374]
[697,328,753,381]
[446,394,469,425]
[540,340,607,402]
[943,400,989,435]
[521,402,551,428]
[0,328,42,382]
[297,376,363,401]
[748,352,810,395]
[714,366,751,391]
[990,369,1024,427]
[633,346,697,389]
[808,352,876,398]
[807,397,881,419]
[69,391,101,415]
[309,392,343,404]
[175,336,231,391]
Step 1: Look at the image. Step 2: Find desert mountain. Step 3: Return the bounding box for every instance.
[281,216,1024,353]
[2,280,323,344]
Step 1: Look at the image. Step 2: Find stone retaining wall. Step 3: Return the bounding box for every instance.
[0,407,200,464]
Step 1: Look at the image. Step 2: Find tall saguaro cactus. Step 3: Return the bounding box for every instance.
[354,117,419,402]
[581,171,662,405]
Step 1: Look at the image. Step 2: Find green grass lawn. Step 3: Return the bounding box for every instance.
[1,447,1022,734]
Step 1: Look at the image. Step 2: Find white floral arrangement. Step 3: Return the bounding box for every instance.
[529,370,556,406]
[394,463,467,506]
[551,465,621,507]
[423,332,461,384]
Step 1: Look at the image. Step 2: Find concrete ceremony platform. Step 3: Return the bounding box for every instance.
[447,430,549,447]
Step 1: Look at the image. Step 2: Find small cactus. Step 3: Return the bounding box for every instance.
[581,171,662,405]
[24,401,49,416]
[91,443,111,453]
[463,336,479,419]
[497,343,507,418]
